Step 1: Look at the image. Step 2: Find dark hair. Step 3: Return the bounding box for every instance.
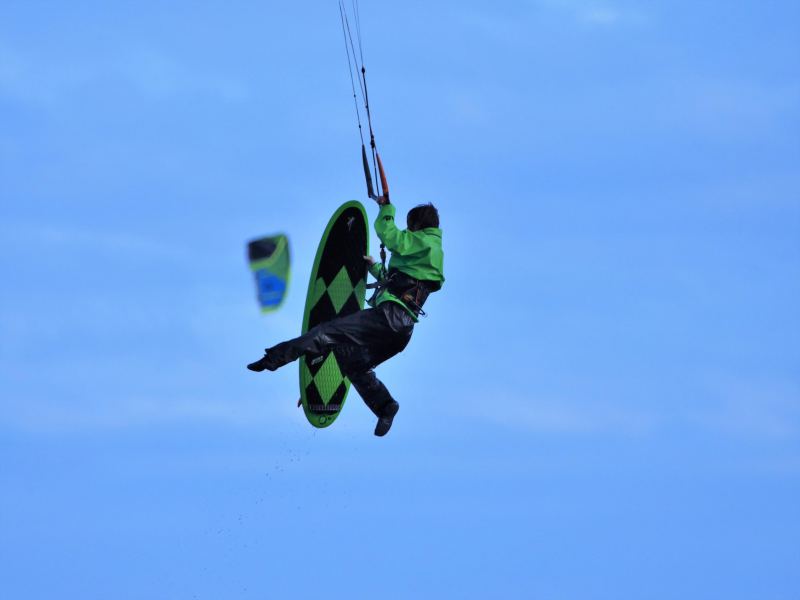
[407,203,439,231]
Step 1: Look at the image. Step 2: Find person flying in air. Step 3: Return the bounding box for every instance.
[247,192,445,436]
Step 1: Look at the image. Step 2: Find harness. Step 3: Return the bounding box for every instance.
[367,268,440,317]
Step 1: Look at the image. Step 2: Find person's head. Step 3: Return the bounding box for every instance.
[406,203,439,231]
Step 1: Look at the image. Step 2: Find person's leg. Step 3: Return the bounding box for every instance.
[349,370,400,437]
[247,307,390,372]
[247,303,410,437]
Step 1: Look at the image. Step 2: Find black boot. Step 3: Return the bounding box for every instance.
[374,400,399,437]
[247,351,278,372]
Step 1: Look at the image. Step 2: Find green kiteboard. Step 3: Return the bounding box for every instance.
[299,201,369,428]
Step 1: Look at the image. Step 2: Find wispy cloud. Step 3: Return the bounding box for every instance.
[120,47,249,102]
[0,43,249,106]
[453,1,648,49]
[459,372,800,442]
[0,395,262,432]
[673,78,800,137]
[580,7,623,25]
[0,346,294,433]
[0,221,191,263]
[691,376,800,440]
[540,0,649,27]
[465,389,661,436]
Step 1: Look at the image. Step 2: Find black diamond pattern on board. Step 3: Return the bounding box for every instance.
[340,293,361,317]
[305,381,324,406]
[329,383,347,407]
[309,291,337,326]
[304,352,330,378]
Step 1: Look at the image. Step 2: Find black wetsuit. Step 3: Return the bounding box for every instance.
[263,301,414,417]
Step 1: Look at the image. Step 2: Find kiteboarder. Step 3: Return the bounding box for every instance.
[247,194,444,436]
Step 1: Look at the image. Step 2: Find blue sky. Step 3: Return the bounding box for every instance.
[1,1,798,598]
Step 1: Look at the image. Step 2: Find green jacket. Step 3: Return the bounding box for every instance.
[368,203,445,319]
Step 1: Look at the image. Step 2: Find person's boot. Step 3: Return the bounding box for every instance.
[247,351,278,372]
[374,400,399,437]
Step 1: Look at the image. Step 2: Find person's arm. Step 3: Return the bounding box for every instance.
[365,256,386,280]
[374,203,416,254]
[370,264,386,280]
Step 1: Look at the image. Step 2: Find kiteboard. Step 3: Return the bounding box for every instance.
[299,201,369,427]
[247,234,290,313]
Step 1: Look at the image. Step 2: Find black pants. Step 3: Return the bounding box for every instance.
[267,302,414,416]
